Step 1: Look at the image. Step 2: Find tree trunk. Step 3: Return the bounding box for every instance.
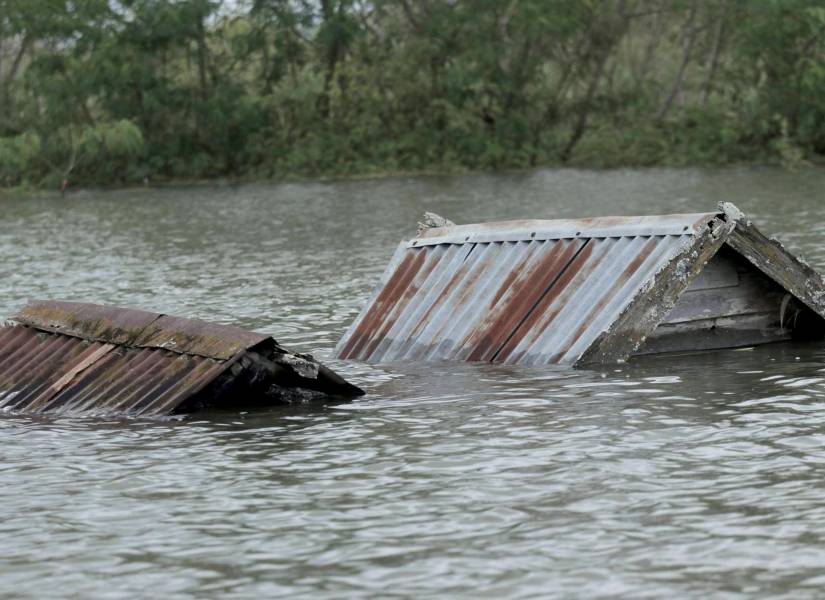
[0,35,31,129]
[700,2,727,107]
[635,6,665,85]
[317,0,343,120]
[656,1,699,122]
[560,0,629,162]
[559,46,612,162]
[195,14,209,101]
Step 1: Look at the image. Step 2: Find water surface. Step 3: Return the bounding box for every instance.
[2,168,825,598]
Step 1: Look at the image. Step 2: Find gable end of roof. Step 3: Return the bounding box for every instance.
[719,203,825,321]
[577,212,734,365]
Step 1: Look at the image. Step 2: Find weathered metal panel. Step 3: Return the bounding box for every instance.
[14,300,269,360]
[336,213,713,366]
[133,315,269,360]
[496,235,690,365]
[2,301,363,417]
[14,300,160,347]
[0,325,232,417]
[412,213,716,246]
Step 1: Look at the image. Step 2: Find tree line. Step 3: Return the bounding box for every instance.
[1,0,824,189]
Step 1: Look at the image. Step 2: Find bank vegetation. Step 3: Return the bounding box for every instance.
[1,0,825,189]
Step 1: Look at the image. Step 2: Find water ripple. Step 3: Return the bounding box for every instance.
[3,168,825,597]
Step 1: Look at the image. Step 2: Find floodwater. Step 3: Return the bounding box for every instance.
[2,167,825,598]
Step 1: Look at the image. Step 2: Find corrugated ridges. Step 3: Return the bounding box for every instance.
[0,325,227,416]
[0,300,265,417]
[0,325,228,417]
[336,213,710,366]
[411,212,716,246]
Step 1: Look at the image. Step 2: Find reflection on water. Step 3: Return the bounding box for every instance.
[2,167,825,597]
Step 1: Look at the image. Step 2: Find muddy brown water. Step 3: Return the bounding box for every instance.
[2,167,825,598]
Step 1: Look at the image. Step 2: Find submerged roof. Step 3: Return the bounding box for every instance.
[335,203,825,366]
[0,300,364,417]
[0,300,272,416]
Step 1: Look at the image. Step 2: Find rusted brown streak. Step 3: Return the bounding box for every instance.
[400,254,473,349]
[488,242,543,309]
[548,236,660,363]
[30,347,123,414]
[494,240,598,363]
[90,351,179,414]
[412,244,503,359]
[361,248,443,361]
[464,240,583,362]
[578,220,731,365]
[489,269,521,310]
[1,334,80,391]
[0,326,83,407]
[396,245,486,354]
[8,338,105,411]
[338,250,425,359]
[79,349,169,413]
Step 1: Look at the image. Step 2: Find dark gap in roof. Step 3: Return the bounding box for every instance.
[490,239,592,363]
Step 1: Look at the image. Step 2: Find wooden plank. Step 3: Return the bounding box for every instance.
[635,312,791,355]
[724,213,825,320]
[48,343,116,395]
[686,251,740,291]
[578,215,735,365]
[663,270,788,324]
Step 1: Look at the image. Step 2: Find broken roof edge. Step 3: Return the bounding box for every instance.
[578,212,735,365]
[581,202,825,365]
[409,212,718,247]
[12,299,271,361]
[719,202,825,321]
[333,240,411,359]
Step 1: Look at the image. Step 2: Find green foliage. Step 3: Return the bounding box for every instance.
[2,0,825,189]
[0,133,41,186]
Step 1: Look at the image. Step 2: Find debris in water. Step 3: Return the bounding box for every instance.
[0,300,363,417]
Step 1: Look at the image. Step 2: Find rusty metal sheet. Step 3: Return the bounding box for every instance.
[495,235,690,365]
[133,315,269,360]
[0,325,232,417]
[412,212,717,247]
[1,301,267,416]
[2,301,363,417]
[336,213,709,366]
[13,300,160,346]
[13,300,268,360]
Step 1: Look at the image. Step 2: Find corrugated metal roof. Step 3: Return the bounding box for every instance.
[15,300,268,360]
[0,300,269,417]
[0,325,228,416]
[411,213,716,246]
[336,212,719,366]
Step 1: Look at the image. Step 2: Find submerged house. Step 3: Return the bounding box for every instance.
[336,203,825,366]
[0,300,363,417]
